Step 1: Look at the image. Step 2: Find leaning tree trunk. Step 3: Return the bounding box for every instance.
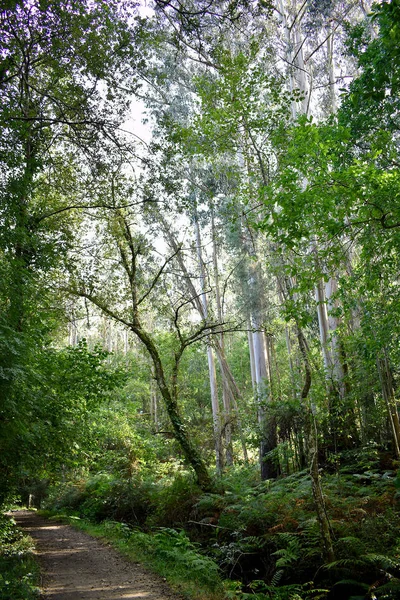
[75,209,214,493]
[310,419,335,564]
[133,321,213,491]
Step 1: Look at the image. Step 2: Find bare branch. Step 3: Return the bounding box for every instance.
[63,286,132,329]
[137,245,183,306]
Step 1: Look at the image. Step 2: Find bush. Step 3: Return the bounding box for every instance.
[0,514,40,600]
[146,473,202,528]
[46,474,155,525]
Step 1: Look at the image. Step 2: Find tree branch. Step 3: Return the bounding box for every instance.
[64,286,133,329]
[137,246,183,306]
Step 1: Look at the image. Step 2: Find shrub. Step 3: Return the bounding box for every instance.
[0,514,40,600]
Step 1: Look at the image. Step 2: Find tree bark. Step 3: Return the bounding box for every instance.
[310,420,335,564]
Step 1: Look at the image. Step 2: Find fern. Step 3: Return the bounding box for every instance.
[371,576,400,599]
[326,552,400,576]
[272,533,302,569]
[270,569,284,587]
[334,536,366,559]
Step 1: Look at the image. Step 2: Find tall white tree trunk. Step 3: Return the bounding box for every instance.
[315,279,333,375]
[194,211,224,474]
[236,142,276,476]
[327,25,337,113]
[250,312,277,479]
[325,277,346,396]
[124,329,129,354]
[69,319,78,346]
[248,318,257,391]
[322,29,346,397]
[211,205,233,465]
[277,0,310,117]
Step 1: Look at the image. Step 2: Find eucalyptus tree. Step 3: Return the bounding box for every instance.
[133,27,258,470]
[257,0,400,455]
[139,3,291,476]
[185,41,293,478]
[140,0,398,472]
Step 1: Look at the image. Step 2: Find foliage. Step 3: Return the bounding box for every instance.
[146,473,203,528]
[0,514,40,600]
[41,457,400,599]
[341,0,400,142]
[0,340,125,503]
[2,0,400,598]
[0,0,140,503]
[45,474,154,525]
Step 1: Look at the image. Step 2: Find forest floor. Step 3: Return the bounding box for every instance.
[12,510,182,600]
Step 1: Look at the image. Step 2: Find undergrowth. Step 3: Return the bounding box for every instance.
[0,513,40,600]
[43,455,400,600]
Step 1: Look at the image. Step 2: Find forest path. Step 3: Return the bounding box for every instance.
[12,510,180,600]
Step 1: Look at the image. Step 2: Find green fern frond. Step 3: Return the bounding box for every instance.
[325,558,371,570]
[371,576,400,598]
[271,569,284,587]
[364,553,400,570]
[326,553,400,574]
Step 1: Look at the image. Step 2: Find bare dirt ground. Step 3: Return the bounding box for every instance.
[12,510,181,600]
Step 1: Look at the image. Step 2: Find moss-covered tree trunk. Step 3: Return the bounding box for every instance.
[132,323,213,491]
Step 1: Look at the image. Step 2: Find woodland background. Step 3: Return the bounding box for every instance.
[1,1,400,599]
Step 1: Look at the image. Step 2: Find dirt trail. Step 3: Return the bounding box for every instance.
[12,510,181,600]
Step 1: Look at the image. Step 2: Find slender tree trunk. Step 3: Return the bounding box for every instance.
[124,329,129,354]
[325,277,346,398]
[207,344,224,473]
[277,0,310,117]
[315,279,333,375]
[327,24,337,114]
[248,318,257,391]
[69,312,78,346]
[150,367,159,433]
[251,315,277,480]
[296,317,334,563]
[377,352,400,458]
[194,211,223,474]
[211,205,233,466]
[310,416,335,564]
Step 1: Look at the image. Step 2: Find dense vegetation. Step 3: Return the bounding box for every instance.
[1,0,400,598]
